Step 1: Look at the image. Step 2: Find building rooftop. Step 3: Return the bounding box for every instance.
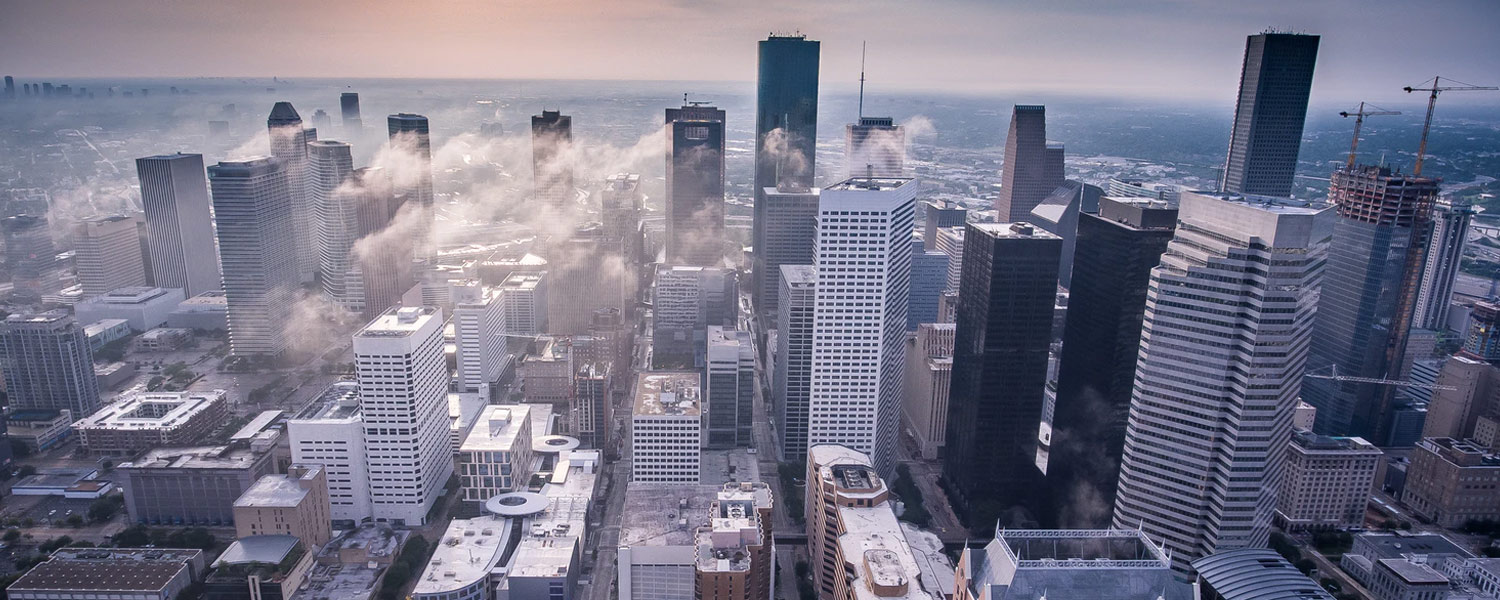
[460,405,531,452]
[74,390,226,432]
[971,222,1061,240]
[621,483,722,547]
[216,535,300,566]
[84,286,178,304]
[235,465,321,508]
[1183,190,1327,215]
[9,549,202,592]
[119,445,265,470]
[413,516,513,595]
[358,306,440,338]
[1291,430,1381,453]
[633,372,702,417]
[5,310,71,325]
[500,272,545,291]
[780,264,817,286]
[837,506,933,600]
[1422,436,1500,466]
[1353,531,1473,560]
[295,381,362,421]
[825,176,915,193]
[177,291,229,307]
[1378,558,1450,585]
[1192,549,1333,600]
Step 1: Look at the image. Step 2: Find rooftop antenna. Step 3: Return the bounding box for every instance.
[858,41,867,120]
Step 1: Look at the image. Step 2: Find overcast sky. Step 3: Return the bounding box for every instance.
[2,0,1497,102]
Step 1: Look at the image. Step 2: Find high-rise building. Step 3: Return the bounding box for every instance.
[908,238,949,330]
[845,116,905,179]
[531,110,573,207]
[1422,354,1499,441]
[775,265,816,463]
[3,76,13,100]
[704,327,754,449]
[573,362,611,450]
[1415,199,1474,332]
[935,226,965,293]
[754,34,819,308]
[754,185,819,321]
[954,528,1187,600]
[136,153,221,296]
[631,372,703,484]
[349,167,410,318]
[1048,197,1177,527]
[1402,438,1500,528]
[1107,178,1181,203]
[1274,430,1382,531]
[997,105,1064,222]
[267,102,317,282]
[208,157,299,357]
[233,464,333,549]
[1028,180,1101,289]
[923,200,968,250]
[307,140,357,304]
[1111,191,1332,573]
[287,382,369,525]
[451,284,506,394]
[943,222,1061,527]
[903,323,955,461]
[73,216,148,298]
[3,215,55,302]
[1,311,100,418]
[499,271,548,336]
[693,483,774,600]
[354,306,453,526]
[1303,165,1438,439]
[809,177,916,476]
[1220,32,1320,197]
[340,92,361,131]
[651,265,736,368]
[665,103,726,266]
[805,445,934,600]
[387,113,434,256]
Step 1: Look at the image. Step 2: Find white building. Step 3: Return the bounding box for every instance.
[354,306,453,526]
[618,483,724,600]
[306,140,357,307]
[1275,430,1382,531]
[458,405,534,504]
[72,215,148,299]
[631,372,703,484]
[935,226,964,293]
[288,381,370,525]
[73,286,186,332]
[500,271,547,336]
[1111,191,1333,573]
[452,283,508,393]
[903,323,954,460]
[167,291,229,331]
[809,177,917,476]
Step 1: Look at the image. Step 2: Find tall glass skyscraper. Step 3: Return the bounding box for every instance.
[753,34,819,317]
[209,157,299,357]
[1415,199,1474,332]
[267,102,316,282]
[665,103,726,266]
[387,113,433,258]
[135,153,221,297]
[1220,32,1320,197]
[531,110,573,207]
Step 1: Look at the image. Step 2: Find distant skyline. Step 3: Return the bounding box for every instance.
[2,0,1498,102]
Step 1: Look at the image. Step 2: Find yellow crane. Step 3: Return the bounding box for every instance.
[1403,76,1498,176]
[1339,102,1400,169]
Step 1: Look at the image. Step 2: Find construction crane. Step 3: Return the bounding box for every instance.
[1303,364,1457,391]
[1403,77,1498,176]
[1339,102,1400,169]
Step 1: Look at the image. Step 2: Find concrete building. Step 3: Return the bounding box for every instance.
[705,327,754,449]
[520,336,572,406]
[209,157,299,357]
[755,185,820,321]
[73,286,186,332]
[2,311,101,418]
[452,284,507,394]
[908,238,949,330]
[6,549,206,600]
[117,443,278,525]
[135,153,221,296]
[903,323,954,461]
[73,215,149,298]
[83,318,131,351]
[3,214,57,302]
[631,372,703,484]
[1339,532,1473,600]
[288,381,370,526]
[532,110,573,207]
[954,528,1188,600]
[168,291,229,331]
[1111,192,1333,573]
[775,264,816,463]
[458,405,534,505]
[1423,353,1499,441]
[1107,178,1181,203]
[354,306,453,526]
[234,464,333,549]
[73,390,228,456]
[573,362,611,450]
[805,445,934,600]
[651,265,736,368]
[922,200,968,251]
[665,103,727,266]
[205,535,316,600]
[935,226,965,294]
[996,105,1064,222]
[306,140,357,304]
[1274,430,1382,531]
[1401,437,1500,527]
[5,409,73,452]
[1028,180,1101,288]
[809,178,917,477]
[499,271,548,336]
[693,482,774,600]
[1220,32,1320,197]
[1193,549,1334,600]
[845,117,905,179]
[1294,401,1319,431]
[618,483,723,600]
[1415,199,1474,332]
[268,102,316,282]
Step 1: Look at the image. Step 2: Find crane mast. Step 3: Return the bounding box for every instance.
[1403,76,1498,176]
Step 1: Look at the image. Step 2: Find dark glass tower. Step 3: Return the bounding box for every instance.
[943,222,1061,530]
[997,106,1063,222]
[754,185,819,320]
[340,92,362,131]
[1220,32,1320,197]
[267,102,316,283]
[753,34,819,317]
[531,110,573,207]
[387,113,433,258]
[665,103,726,266]
[1303,165,1438,439]
[1047,197,1177,527]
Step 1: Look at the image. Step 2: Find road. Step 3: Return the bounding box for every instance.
[1293,538,1375,600]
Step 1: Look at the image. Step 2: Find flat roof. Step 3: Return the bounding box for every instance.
[10,550,202,592]
[216,535,300,566]
[295,381,362,421]
[1354,531,1472,559]
[413,517,513,595]
[74,391,226,432]
[825,177,915,192]
[1183,190,1327,215]
[119,445,265,470]
[460,405,531,452]
[634,372,702,416]
[235,467,320,508]
[780,264,817,285]
[358,306,440,338]
[621,483,722,547]
[1378,558,1450,584]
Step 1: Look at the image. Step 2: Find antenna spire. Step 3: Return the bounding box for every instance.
[858,41,867,120]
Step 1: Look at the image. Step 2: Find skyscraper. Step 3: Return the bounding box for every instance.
[942,222,1061,528]
[208,157,299,357]
[754,185,819,321]
[651,265,736,368]
[753,34,819,312]
[1048,197,1177,527]
[1,311,100,418]
[1029,180,1102,289]
[923,200,968,250]
[531,110,573,207]
[387,113,434,257]
[4,76,14,100]
[809,177,916,476]
[73,215,149,298]
[1111,191,1332,573]
[908,238,949,330]
[307,140,357,306]
[775,264,816,463]
[1303,165,1438,439]
[354,306,453,526]
[997,105,1064,222]
[351,168,410,319]
[1415,199,1474,332]
[452,285,505,394]
[135,153,222,297]
[665,103,726,266]
[267,102,317,283]
[1220,32,1320,197]
[705,326,754,449]
[340,92,361,131]
[2,215,55,302]
[845,117,905,179]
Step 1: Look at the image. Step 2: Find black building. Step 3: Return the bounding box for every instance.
[1220,32,1320,197]
[339,92,361,130]
[531,110,574,207]
[752,34,819,317]
[1047,196,1177,527]
[665,103,726,266]
[943,222,1061,530]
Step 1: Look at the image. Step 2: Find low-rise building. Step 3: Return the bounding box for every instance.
[806,444,935,600]
[295,523,410,600]
[204,535,314,600]
[133,327,194,352]
[458,405,534,505]
[449,391,489,453]
[631,372,703,484]
[1340,531,1474,600]
[73,286,186,332]
[95,361,136,390]
[5,409,73,451]
[83,318,131,351]
[234,464,333,549]
[117,443,277,526]
[1275,430,1382,531]
[1401,437,1500,527]
[6,548,207,600]
[1192,549,1333,600]
[618,483,724,600]
[520,336,572,405]
[168,291,230,331]
[955,528,1189,600]
[73,390,228,456]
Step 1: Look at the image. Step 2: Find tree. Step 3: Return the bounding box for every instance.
[2,529,20,542]
[64,514,83,527]
[111,525,150,548]
[16,465,37,478]
[88,496,122,522]
[38,536,73,553]
[147,375,165,391]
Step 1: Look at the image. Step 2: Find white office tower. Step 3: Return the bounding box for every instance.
[631,372,703,484]
[134,153,221,296]
[809,177,916,476]
[1111,191,1332,573]
[500,271,548,336]
[844,116,905,178]
[208,157,299,357]
[72,215,148,298]
[935,226,964,293]
[288,381,370,525]
[1415,198,1475,332]
[354,306,453,526]
[704,326,754,449]
[307,140,357,306]
[451,284,506,394]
